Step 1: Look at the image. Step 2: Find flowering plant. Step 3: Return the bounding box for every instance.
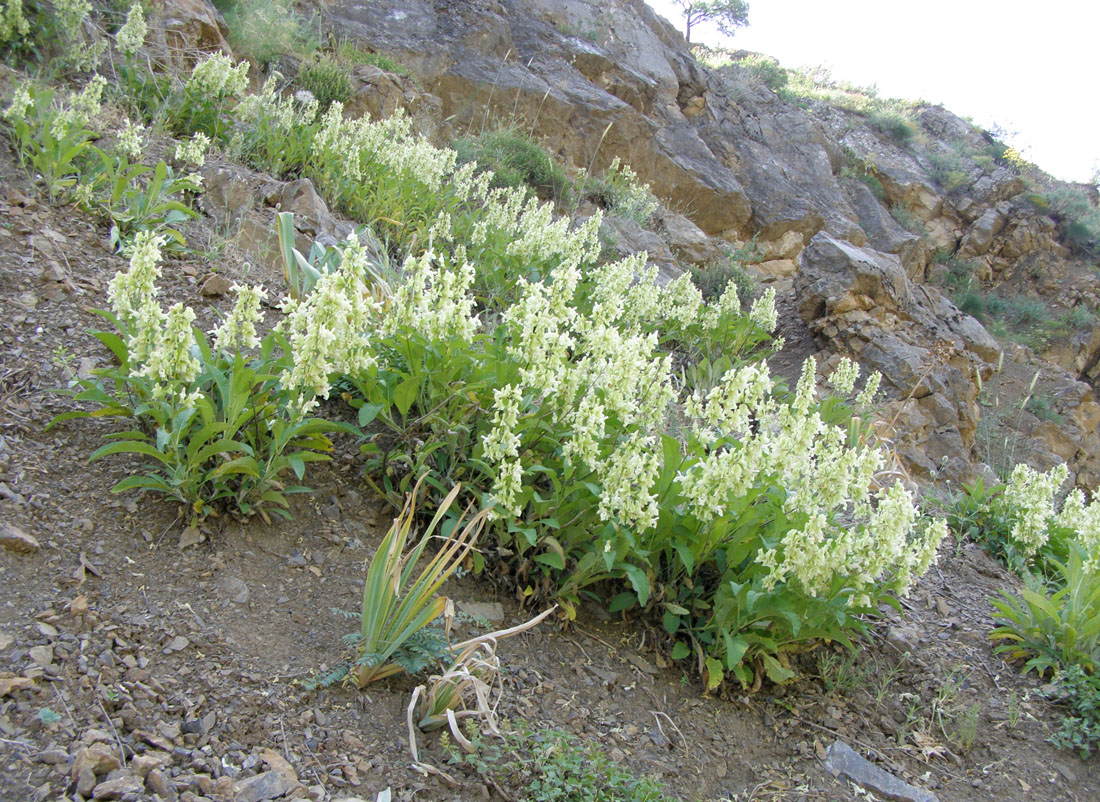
[51,233,356,524]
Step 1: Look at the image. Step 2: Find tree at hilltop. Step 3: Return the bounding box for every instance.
[674,0,750,43]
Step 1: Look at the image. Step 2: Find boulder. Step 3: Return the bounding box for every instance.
[148,0,232,64]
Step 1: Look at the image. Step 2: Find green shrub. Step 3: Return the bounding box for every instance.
[737,54,788,92]
[446,723,680,802]
[452,126,569,199]
[1042,185,1100,256]
[991,545,1100,677]
[1047,665,1100,758]
[2,79,99,201]
[927,148,969,192]
[334,41,409,75]
[296,54,352,110]
[869,107,917,144]
[889,203,925,235]
[689,255,756,307]
[1025,394,1063,424]
[214,0,318,67]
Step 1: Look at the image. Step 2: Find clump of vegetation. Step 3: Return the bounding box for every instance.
[452,125,569,199]
[1047,665,1100,758]
[689,250,757,307]
[889,203,926,235]
[213,0,318,67]
[869,106,918,145]
[737,54,788,92]
[333,41,409,75]
[950,463,1100,756]
[1035,185,1100,257]
[444,723,679,802]
[582,157,659,225]
[296,53,353,110]
[840,149,886,200]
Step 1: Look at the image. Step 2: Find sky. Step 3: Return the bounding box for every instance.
[644,0,1099,184]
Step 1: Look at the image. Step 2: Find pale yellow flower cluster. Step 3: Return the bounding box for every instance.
[683,356,940,601]
[1003,462,1068,554]
[4,84,31,121]
[382,250,477,343]
[1056,488,1100,572]
[234,75,318,135]
[116,119,146,160]
[313,105,455,191]
[175,133,210,168]
[214,283,267,353]
[280,238,381,415]
[115,2,146,57]
[187,54,249,99]
[0,0,30,45]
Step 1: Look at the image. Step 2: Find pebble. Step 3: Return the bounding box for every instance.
[29,645,54,666]
[0,631,13,650]
[234,769,298,802]
[0,520,39,553]
[91,774,144,799]
[165,636,190,654]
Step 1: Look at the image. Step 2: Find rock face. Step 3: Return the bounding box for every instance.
[317,0,1099,486]
[797,233,1000,480]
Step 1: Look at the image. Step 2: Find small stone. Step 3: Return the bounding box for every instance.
[36,748,68,765]
[218,575,250,605]
[70,595,89,616]
[0,631,13,650]
[164,636,189,654]
[71,744,121,780]
[259,748,298,784]
[824,740,937,802]
[29,645,54,666]
[76,766,97,797]
[14,291,38,310]
[0,676,34,696]
[92,774,144,799]
[0,521,39,553]
[178,527,203,550]
[200,274,233,297]
[147,769,178,801]
[36,622,58,638]
[130,754,165,777]
[886,625,921,655]
[234,769,298,802]
[457,601,505,623]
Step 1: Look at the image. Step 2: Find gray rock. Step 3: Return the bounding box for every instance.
[146,768,178,801]
[824,740,938,802]
[234,769,298,802]
[92,774,145,800]
[457,601,505,623]
[218,575,250,605]
[76,766,97,797]
[0,521,39,553]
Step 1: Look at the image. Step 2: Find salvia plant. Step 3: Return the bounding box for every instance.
[49,232,356,524]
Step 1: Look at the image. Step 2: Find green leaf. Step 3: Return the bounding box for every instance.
[705,657,724,691]
[358,402,384,426]
[534,551,565,571]
[393,375,419,417]
[761,654,795,684]
[722,633,749,670]
[209,456,260,479]
[608,592,636,613]
[288,454,305,480]
[671,641,690,660]
[621,563,650,606]
[90,440,169,465]
[662,611,681,634]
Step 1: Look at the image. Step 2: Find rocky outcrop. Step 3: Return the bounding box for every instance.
[797,233,1000,481]
[148,0,232,64]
